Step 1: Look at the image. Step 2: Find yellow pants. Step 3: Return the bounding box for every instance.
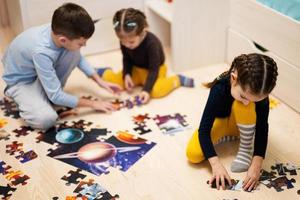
[102,64,180,98]
[186,100,256,163]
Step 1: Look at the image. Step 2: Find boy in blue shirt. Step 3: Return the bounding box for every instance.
[2,3,121,130]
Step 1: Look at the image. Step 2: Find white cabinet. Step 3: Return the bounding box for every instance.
[6,0,145,55]
[145,0,230,72]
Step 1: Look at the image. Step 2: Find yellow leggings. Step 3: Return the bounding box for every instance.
[101,64,181,98]
[186,100,256,163]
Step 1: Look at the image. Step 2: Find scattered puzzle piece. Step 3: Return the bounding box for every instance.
[271,163,286,176]
[153,113,189,135]
[0,161,11,175]
[0,97,20,119]
[269,97,280,109]
[13,126,34,137]
[132,114,150,124]
[0,184,17,199]
[259,170,277,181]
[0,118,8,128]
[6,141,23,155]
[133,124,152,135]
[61,169,87,186]
[15,150,38,163]
[264,176,296,192]
[5,170,30,186]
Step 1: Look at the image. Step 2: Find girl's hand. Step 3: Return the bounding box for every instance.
[243,156,263,191]
[208,156,232,190]
[91,100,116,113]
[124,74,134,92]
[138,91,150,104]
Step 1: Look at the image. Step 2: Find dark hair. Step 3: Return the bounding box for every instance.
[204,53,278,95]
[113,8,148,35]
[51,3,94,39]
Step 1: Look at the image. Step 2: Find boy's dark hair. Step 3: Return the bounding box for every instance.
[51,3,94,39]
[113,8,148,35]
[204,53,278,95]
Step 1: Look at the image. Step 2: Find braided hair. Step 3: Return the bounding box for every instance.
[113,8,148,36]
[204,53,278,95]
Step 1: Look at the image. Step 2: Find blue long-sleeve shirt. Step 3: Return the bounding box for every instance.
[2,24,95,108]
[199,75,269,159]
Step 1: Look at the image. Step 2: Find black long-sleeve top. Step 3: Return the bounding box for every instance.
[121,31,165,93]
[199,75,269,159]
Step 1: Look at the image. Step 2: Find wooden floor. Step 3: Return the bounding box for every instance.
[1,27,300,200]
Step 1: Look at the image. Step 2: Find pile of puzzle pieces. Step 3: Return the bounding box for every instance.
[0,160,31,199]
[259,162,300,193]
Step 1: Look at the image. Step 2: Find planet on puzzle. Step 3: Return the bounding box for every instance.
[53,141,141,163]
[55,128,84,144]
[78,142,117,163]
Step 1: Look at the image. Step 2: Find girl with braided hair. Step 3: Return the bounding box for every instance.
[96,8,194,104]
[186,53,278,191]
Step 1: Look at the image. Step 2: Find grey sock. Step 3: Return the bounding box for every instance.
[231,124,255,173]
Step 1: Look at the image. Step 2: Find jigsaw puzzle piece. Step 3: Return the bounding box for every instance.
[15,150,38,163]
[61,169,87,186]
[0,130,10,141]
[265,176,296,192]
[5,170,30,186]
[271,163,286,176]
[0,161,11,175]
[0,184,17,199]
[6,141,23,155]
[13,126,34,137]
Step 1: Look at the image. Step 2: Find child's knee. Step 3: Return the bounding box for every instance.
[25,110,58,130]
[186,145,205,164]
[186,130,205,163]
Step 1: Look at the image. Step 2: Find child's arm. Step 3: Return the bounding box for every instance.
[78,55,122,94]
[90,72,122,94]
[77,97,115,113]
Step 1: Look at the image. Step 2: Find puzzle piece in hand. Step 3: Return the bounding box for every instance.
[132,114,150,124]
[125,99,134,109]
[13,126,34,137]
[0,130,10,141]
[271,163,286,176]
[0,97,20,119]
[134,95,143,106]
[61,169,87,186]
[110,99,125,110]
[0,161,11,175]
[259,169,277,181]
[208,179,239,190]
[0,184,17,199]
[264,176,296,192]
[15,150,38,163]
[133,124,152,135]
[5,170,30,186]
[6,141,23,155]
